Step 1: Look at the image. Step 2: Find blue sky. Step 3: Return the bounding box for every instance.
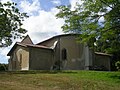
[0,0,80,63]
[40,0,69,11]
[16,0,70,12]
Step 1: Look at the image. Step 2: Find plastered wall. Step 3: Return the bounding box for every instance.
[29,47,54,70]
[59,35,85,70]
[9,46,29,70]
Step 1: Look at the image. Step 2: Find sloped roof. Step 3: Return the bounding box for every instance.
[7,34,53,56]
[7,34,79,56]
[37,34,80,45]
[21,35,33,44]
[27,44,52,50]
[7,42,27,56]
[7,42,52,56]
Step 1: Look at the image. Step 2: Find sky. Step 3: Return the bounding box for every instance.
[0,0,80,63]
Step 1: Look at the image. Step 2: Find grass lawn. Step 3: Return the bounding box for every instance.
[0,70,120,90]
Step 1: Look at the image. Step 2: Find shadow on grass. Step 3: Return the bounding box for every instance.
[0,70,78,74]
[109,74,120,80]
[108,73,120,83]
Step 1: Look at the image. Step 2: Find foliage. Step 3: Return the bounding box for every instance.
[0,63,8,71]
[115,61,120,71]
[0,1,28,47]
[56,0,120,60]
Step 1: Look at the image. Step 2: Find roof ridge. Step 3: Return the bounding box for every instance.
[37,33,79,45]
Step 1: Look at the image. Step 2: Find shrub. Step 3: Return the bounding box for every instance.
[0,63,8,71]
[89,65,107,71]
[115,61,120,71]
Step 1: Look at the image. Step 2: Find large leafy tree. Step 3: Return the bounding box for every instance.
[0,2,28,47]
[56,0,120,60]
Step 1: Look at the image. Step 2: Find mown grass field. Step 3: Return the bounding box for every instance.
[0,70,120,90]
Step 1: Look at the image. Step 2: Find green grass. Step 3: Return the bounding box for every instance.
[0,70,120,90]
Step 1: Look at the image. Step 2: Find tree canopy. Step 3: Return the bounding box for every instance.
[56,0,120,59]
[0,2,28,47]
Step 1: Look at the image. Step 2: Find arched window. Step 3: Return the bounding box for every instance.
[62,48,67,60]
[18,49,22,69]
[19,53,22,67]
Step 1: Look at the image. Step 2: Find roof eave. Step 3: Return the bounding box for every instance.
[27,44,53,50]
[7,42,27,56]
[37,34,80,45]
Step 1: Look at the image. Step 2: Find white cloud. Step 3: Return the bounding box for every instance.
[22,8,64,43]
[69,0,83,10]
[0,0,13,3]
[51,0,61,5]
[0,46,11,63]
[20,0,41,15]
[0,0,65,63]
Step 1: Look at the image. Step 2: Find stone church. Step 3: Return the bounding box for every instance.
[7,34,111,71]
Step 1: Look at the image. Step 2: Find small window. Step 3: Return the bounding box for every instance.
[62,48,67,60]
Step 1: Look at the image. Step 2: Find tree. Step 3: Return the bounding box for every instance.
[56,0,120,61]
[0,1,28,47]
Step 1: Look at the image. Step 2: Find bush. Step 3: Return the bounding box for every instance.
[115,61,120,71]
[0,63,8,71]
[89,65,108,71]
